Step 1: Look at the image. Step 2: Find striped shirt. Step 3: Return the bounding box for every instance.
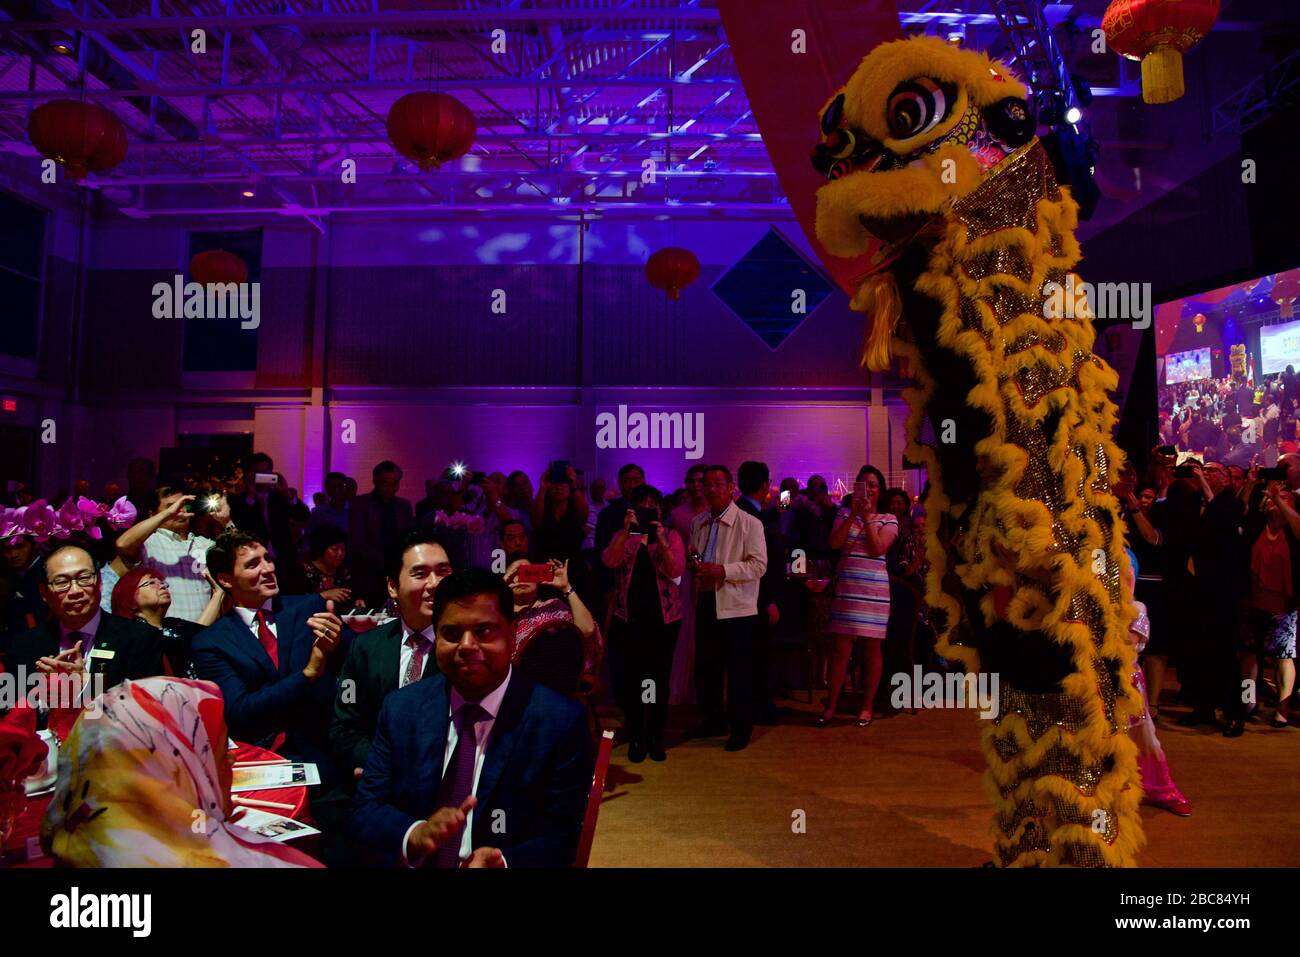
[140,528,216,623]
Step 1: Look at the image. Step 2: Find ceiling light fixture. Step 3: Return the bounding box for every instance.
[50,31,77,56]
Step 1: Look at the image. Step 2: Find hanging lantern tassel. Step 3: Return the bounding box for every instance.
[1141,44,1185,105]
[1101,0,1220,105]
[850,272,901,372]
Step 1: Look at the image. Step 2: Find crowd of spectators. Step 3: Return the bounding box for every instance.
[1158,366,1300,469]
[1117,445,1300,736]
[7,429,1293,868]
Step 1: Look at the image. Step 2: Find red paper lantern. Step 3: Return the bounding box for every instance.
[645,247,701,301]
[189,250,248,285]
[27,99,128,181]
[1273,275,1300,319]
[386,92,476,171]
[1102,0,1220,104]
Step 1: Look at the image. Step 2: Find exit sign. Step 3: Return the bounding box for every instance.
[1,397,16,413]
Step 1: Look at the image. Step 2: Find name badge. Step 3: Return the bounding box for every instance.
[88,648,116,661]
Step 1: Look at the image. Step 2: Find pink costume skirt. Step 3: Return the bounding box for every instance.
[1129,665,1187,806]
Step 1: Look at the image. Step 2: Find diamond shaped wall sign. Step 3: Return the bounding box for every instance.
[711,228,835,349]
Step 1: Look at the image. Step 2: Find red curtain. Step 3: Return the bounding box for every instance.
[717,0,901,294]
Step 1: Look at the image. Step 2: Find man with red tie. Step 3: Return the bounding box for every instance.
[192,530,349,789]
[330,529,455,784]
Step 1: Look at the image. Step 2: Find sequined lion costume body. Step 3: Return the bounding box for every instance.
[813,37,1143,867]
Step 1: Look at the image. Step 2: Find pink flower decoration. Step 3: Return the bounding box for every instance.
[19,501,56,541]
[106,496,137,530]
[0,508,19,542]
[55,498,85,538]
[77,497,109,520]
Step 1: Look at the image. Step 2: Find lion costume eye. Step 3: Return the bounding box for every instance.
[820,93,846,136]
[886,78,953,139]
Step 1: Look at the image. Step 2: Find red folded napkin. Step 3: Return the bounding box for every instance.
[0,706,48,787]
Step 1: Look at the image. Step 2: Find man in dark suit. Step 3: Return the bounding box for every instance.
[348,460,415,609]
[5,544,163,706]
[331,529,454,783]
[229,453,305,593]
[350,568,594,868]
[1,534,46,655]
[191,530,349,787]
[736,461,785,725]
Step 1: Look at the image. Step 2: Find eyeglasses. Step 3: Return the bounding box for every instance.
[139,579,170,590]
[48,571,98,593]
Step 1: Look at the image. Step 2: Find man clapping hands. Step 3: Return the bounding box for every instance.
[192,530,352,790]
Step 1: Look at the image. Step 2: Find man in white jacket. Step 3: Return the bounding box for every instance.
[689,464,767,752]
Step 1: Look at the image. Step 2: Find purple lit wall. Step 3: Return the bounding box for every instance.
[7,205,911,499]
[312,401,872,501]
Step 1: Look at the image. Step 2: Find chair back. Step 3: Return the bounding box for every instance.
[574,730,615,868]
[516,621,585,696]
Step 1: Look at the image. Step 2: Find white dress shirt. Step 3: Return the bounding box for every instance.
[398,620,435,687]
[140,528,216,623]
[233,600,277,647]
[402,667,514,867]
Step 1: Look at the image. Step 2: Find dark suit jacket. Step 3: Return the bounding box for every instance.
[737,498,786,612]
[230,490,294,552]
[230,492,305,592]
[350,671,594,868]
[6,612,164,692]
[191,594,351,783]
[330,619,434,779]
[347,492,414,603]
[1,560,46,652]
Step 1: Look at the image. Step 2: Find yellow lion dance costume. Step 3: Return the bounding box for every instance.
[813,37,1143,867]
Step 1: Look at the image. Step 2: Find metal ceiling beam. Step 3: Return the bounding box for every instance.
[111,131,763,149]
[119,201,793,216]
[0,74,739,101]
[1212,46,1300,137]
[20,7,1205,33]
[563,34,670,119]
[89,168,778,185]
[0,8,726,31]
[42,0,322,231]
[307,29,716,48]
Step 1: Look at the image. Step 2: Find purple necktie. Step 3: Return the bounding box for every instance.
[61,631,86,654]
[402,634,430,688]
[433,702,485,869]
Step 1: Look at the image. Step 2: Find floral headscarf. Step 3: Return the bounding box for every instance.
[41,677,319,868]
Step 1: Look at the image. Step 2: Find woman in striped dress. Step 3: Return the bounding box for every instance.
[820,465,898,727]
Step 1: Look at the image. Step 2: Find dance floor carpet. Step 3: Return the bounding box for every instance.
[588,699,1300,867]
